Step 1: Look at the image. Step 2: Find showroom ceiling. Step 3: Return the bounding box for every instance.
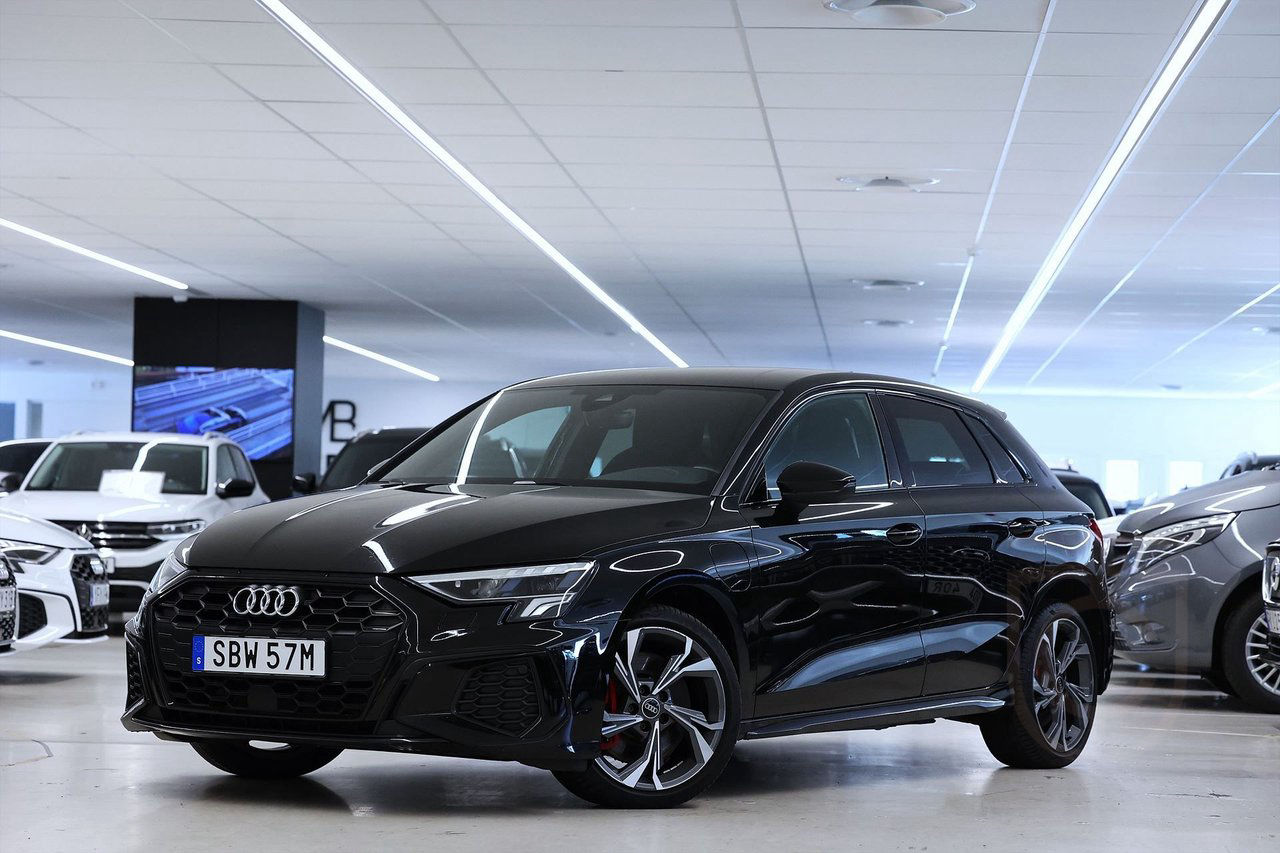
[0,0,1277,396]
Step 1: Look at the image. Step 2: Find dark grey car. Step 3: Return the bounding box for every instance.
[1110,468,1280,712]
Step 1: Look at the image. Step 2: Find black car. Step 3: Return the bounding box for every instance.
[1220,451,1280,479]
[1051,468,1112,520]
[0,439,50,493]
[292,427,430,493]
[123,369,1112,807]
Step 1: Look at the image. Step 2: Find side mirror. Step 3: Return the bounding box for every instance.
[216,477,255,499]
[776,461,856,512]
[292,472,317,494]
[0,472,22,493]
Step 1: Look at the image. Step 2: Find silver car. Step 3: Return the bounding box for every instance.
[1110,468,1280,712]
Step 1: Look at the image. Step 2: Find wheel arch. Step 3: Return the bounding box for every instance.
[1033,574,1112,693]
[1210,566,1264,675]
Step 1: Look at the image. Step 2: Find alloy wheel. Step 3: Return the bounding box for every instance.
[1031,618,1095,752]
[595,625,727,791]
[1245,614,1280,695]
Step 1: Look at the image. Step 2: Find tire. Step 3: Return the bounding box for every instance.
[553,604,740,808]
[980,602,1098,769]
[190,739,341,779]
[1218,595,1280,713]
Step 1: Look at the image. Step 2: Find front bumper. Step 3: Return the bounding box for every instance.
[121,569,617,770]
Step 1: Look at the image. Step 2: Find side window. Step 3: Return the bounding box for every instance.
[214,445,236,484]
[230,446,255,483]
[882,396,993,487]
[761,393,888,499]
[962,413,1024,484]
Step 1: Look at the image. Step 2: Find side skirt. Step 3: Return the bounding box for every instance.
[742,689,1010,740]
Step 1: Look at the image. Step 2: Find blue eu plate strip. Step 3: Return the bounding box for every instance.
[192,635,205,671]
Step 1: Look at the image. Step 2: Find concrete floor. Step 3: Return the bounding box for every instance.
[1,639,1277,852]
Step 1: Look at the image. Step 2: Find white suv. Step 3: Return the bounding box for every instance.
[0,509,109,650]
[2,432,269,616]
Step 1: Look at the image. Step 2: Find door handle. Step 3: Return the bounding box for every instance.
[1006,517,1040,538]
[886,522,923,547]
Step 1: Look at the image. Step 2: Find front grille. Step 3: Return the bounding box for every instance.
[454,659,542,737]
[70,554,109,632]
[0,570,15,643]
[17,593,46,638]
[150,578,404,725]
[126,642,145,708]
[53,520,159,551]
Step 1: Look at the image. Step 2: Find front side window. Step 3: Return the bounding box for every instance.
[215,445,236,484]
[26,441,209,495]
[381,385,773,495]
[761,393,888,499]
[881,396,993,487]
[230,446,255,483]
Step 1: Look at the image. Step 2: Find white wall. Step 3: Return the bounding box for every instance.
[982,393,1280,504]
[0,364,131,439]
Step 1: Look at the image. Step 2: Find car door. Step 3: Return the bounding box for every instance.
[744,391,928,718]
[877,394,1045,697]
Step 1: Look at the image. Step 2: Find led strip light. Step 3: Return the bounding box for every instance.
[971,0,1236,393]
[0,329,134,366]
[256,0,687,369]
[323,335,440,382]
[0,218,189,291]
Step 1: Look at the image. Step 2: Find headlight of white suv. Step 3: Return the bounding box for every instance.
[0,538,61,566]
[1126,513,1236,575]
[1263,554,1280,606]
[406,561,595,620]
[145,520,207,537]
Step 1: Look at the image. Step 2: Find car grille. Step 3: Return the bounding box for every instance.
[52,520,159,551]
[0,570,15,643]
[70,554,110,632]
[126,641,146,708]
[17,593,46,638]
[149,578,404,726]
[454,658,543,737]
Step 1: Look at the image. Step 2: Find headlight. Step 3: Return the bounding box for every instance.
[147,550,188,596]
[407,561,595,620]
[144,520,207,537]
[1264,554,1280,605]
[1126,513,1236,574]
[0,538,61,566]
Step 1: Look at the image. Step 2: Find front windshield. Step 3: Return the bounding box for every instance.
[381,385,774,495]
[26,441,209,495]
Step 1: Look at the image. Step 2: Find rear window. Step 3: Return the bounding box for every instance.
[881,396,993,487]
[1062,479,1111,518]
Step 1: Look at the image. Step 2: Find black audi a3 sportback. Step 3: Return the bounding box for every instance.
[123,369,1113,808]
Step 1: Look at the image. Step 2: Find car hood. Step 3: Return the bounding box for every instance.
[186,482,714,574]
[0,508,92,549]
[1117,469,1280,535]
[1,490,213,523]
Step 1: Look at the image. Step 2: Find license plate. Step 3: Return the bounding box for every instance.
[89,583,110,607]
[0,587,14,612]
[1267,608,1280,635]
[193,636,325,678]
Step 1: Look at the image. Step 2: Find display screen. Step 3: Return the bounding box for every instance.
[132,366,295,461]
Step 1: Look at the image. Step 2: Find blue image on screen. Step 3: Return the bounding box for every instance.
[132,366,295,461]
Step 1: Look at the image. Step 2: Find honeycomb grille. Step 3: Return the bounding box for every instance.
[126,641,145,708]
[454,659,542,737]
[0,570,15,643]
[69,554,109,632]
[17,593,46,638]
[150,578,404,723]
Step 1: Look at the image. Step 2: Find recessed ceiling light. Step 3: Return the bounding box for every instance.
[323,335,440,382]
[837,175,939,193]
[0,329,134,367]
[257,0,686,369]
[1159,383,1183,391]
[1250,325,1280,334]
[862,319,914,327]
[0,217,189,291]
[971,0,1235,393]
[853,278,924,290]
[825,0,976,27]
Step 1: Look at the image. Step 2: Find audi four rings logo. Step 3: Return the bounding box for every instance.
[231,585,303,617]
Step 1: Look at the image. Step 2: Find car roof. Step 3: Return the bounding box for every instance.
[0,438,49,446]
[48,431,229,446]
[511,368,1005,419]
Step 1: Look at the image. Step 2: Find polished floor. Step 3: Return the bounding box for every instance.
[2,638,1277,852]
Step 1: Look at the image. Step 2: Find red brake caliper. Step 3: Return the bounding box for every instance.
[601,676,621,751]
